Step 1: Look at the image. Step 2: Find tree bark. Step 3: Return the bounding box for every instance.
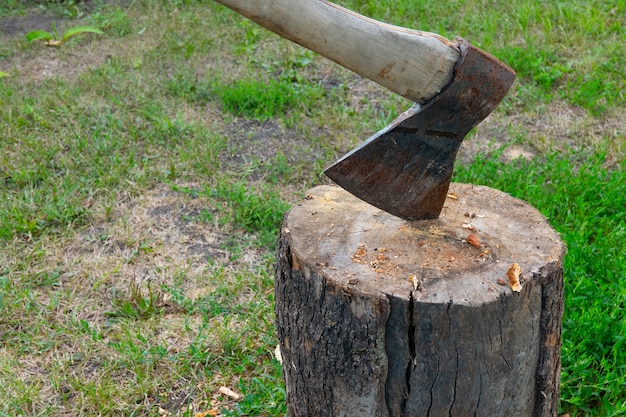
[275,184,565,417]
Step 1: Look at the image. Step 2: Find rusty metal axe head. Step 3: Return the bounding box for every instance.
[214,0,516,220]
[325,38,516,220]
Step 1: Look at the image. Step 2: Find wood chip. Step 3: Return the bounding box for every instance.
[274,344,283,364]
[194,410,218,417]
[351,245,367,263]
[506,263,523,292]
[409,274,418,291]
[461,223,477,231]
[467,234,480,248]
[219,386,241,401]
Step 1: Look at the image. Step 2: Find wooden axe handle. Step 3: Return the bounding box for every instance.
[214,0,461,103]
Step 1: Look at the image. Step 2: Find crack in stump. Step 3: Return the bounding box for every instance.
[405,290,417,404]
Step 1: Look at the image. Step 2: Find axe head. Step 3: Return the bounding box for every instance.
[325,38,516,220]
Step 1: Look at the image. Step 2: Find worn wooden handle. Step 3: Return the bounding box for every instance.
[214,0,460,103]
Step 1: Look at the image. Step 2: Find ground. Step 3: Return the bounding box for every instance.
[0,1,624,416]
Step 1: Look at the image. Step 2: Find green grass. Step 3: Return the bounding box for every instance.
[166,72,325,124]
[0,0,624,415]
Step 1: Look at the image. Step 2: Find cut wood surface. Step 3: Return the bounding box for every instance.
[275,184,565,417]
[214,0,460,103]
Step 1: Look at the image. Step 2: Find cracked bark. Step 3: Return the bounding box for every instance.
[275,185,565,417]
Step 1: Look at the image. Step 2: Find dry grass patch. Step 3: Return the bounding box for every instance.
[459,99,625,165]
[0,182,277,415]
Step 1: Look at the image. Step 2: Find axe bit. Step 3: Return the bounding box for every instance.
[214,0,516,220]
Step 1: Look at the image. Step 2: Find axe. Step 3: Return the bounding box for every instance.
[214,0,516,220]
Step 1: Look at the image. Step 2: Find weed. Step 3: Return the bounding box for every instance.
[26,22,103,47]
[107,276,163,320]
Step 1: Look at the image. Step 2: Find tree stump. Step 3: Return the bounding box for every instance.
[275,184,565,417]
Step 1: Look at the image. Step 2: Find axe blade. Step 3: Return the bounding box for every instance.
[325,38,516,220]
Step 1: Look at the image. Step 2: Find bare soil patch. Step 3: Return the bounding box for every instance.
[0,13,59,36]
[59,183,260,306]
[221,118,330,171]
[2,43,113,81]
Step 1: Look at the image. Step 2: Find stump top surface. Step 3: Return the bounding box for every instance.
[284,184,565,305]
